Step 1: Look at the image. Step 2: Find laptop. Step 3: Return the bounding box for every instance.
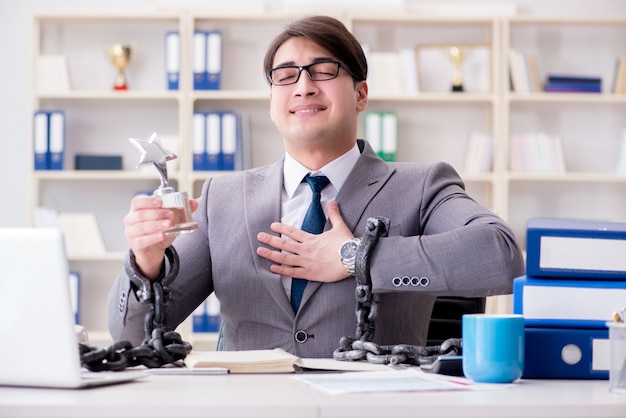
[0,228,146,388]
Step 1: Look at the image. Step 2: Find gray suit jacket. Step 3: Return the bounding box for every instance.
[108,140,524,358]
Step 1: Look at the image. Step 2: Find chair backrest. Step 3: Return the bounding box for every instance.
[426,296,486,346]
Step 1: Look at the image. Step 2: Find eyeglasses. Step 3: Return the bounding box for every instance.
[266,60,356,86]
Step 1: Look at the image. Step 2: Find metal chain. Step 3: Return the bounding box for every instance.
[333,216,463,366]
[79,246,192,371]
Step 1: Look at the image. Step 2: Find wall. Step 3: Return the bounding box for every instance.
[1,0,626,228]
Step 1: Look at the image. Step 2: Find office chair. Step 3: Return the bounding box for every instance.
[426,296,486,346]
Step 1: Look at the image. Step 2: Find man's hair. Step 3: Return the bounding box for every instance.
[263,15,368,84]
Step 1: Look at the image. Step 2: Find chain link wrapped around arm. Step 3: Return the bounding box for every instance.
[333,217,463,366]
[79,246,192,371]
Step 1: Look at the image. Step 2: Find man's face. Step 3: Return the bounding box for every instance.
[269,37,368,155]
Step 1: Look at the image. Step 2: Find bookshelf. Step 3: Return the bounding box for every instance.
[502,17,626,250]
[29,12,626,346]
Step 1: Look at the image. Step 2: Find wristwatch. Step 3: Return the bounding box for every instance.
[339,238,361,276]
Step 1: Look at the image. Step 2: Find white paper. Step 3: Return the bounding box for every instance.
[291,369,471,395]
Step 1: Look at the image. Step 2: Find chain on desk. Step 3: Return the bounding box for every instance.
[80,246,192,371]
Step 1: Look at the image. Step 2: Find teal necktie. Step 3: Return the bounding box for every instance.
[291,174,330,312]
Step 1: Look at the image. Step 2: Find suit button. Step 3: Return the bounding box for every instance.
[294,330,308,343]
[118,291,127,313]
[392,277,402,287]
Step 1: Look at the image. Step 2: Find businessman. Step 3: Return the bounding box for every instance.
[108,15,524,358]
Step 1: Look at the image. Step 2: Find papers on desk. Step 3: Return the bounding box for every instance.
[292,368,474,395]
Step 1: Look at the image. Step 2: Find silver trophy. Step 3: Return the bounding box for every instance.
[129,132,198,235]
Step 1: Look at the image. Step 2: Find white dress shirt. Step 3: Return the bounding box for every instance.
[279,143,361,296]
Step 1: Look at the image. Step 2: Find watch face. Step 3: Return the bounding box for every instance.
[340,240,358,259]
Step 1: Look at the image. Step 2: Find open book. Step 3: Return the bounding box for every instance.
[184,348,396,374]
[184,348,299,373]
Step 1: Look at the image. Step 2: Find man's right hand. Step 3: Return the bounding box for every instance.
[124,195,198,280]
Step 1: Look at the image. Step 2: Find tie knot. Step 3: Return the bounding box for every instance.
[304,174,330,194]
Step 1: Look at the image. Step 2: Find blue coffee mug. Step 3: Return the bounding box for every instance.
[462,314,525,383]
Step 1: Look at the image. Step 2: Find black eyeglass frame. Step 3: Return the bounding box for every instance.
[266,60,357,86]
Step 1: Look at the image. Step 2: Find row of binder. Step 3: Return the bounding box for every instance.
[33,110,65,170]
[192,293,221,333]
[513,217,626,379]
[33,108,249,173]
[363,111,398,162]
[165,30,223,91]
[193,111,248,171]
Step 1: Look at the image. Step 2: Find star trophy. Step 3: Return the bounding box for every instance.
[448,46,465,92]
[105,42,134,90]
[129,133,198,235]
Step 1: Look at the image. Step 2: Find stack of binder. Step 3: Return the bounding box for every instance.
[193,30,222,90]
[513,218,626,379]
[192,111,248,171]
[33,110,65,170]
[363,111,397,162]
[192,293,221,333]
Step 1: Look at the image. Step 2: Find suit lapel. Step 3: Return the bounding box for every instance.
[335,140,395,233]
[244,159,296,318]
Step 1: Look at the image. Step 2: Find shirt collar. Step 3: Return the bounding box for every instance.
[283,143,360,198]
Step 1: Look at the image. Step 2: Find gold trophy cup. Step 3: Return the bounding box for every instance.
[448,46,465,92]
[105,43,134,90]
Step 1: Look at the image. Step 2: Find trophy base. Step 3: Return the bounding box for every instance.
[164,221,199,236]
[154,189,198,236]
[451,84,464,92]
[113,84,128,91]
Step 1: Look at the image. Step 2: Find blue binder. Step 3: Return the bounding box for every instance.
[47,111,65,170]
[192,112,207,171]
[193,31,207,90]
[523,326,609,379]
[526,217,626,280]
[192,296,221,333]
[33,111,49,170]
[165,31,180,90]
[513,275,626,329]
[205,31,222,90]
[220,112,238,171]
[205,112,221,170]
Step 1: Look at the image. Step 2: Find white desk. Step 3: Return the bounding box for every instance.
[0,373,625,418]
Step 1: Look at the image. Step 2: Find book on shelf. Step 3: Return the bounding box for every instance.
[34,208,107,258]
[366,50,404,96]
[509,132,566,173]
[463,132,493,173]
[611,56,626,94]
[526,217,626,280]
[513,275,626,328]
[526,55,541,92]
[508,48,531,93]
[58,212,107,257]
[544,74,602,93]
